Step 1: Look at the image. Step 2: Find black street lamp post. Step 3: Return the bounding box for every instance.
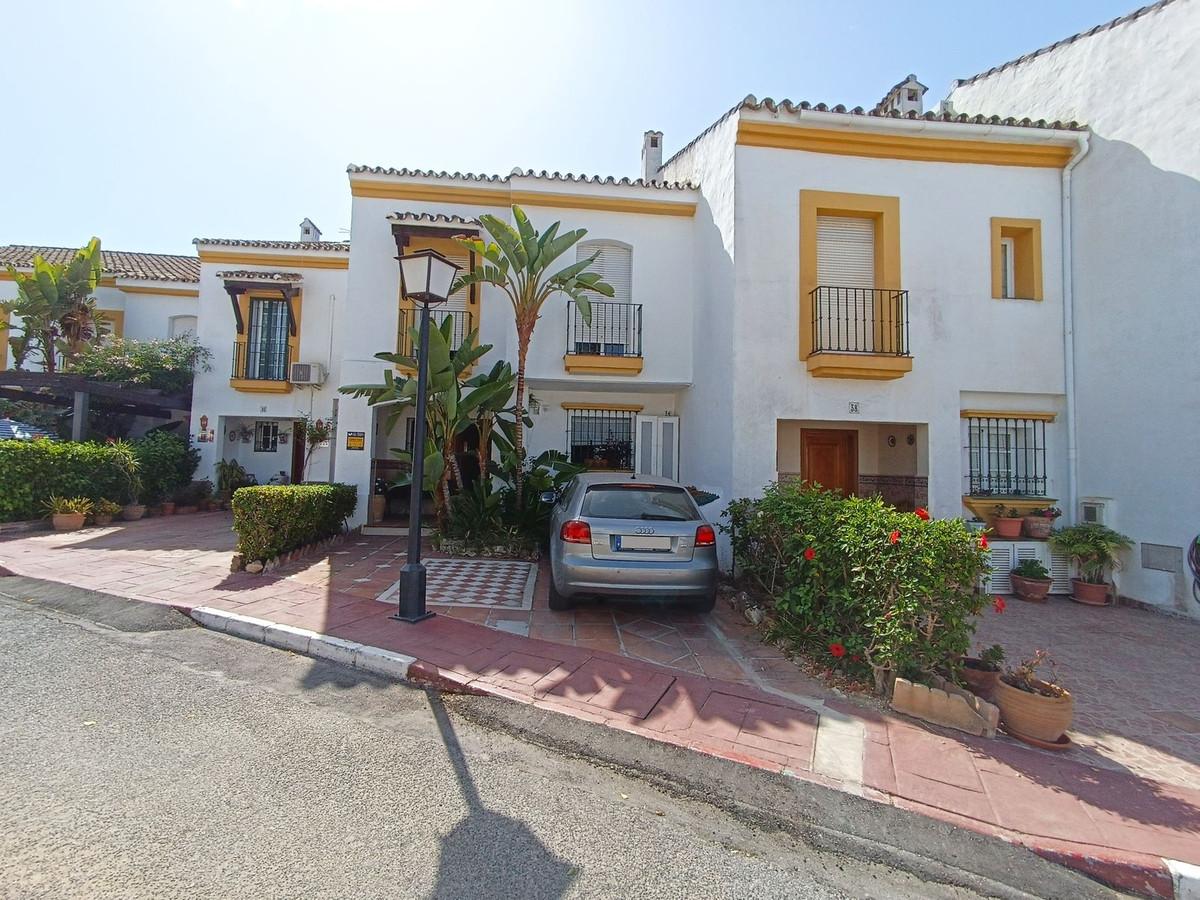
[394,248,461,623]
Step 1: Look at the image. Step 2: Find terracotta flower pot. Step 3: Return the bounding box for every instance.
[160,502,176,516]
[51,513,86,532]
[1023,517,1053,539]
[994,677,1073,743]
[93,514,114,527]
[1071,578,1110,606]
[960,660,1000,701]
[992,516,1023,539]
[1011,574,1052,603]
[122,504,145,521]
[176,505,198,515]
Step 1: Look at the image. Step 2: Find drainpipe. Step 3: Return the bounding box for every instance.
[1061,131,1090,525]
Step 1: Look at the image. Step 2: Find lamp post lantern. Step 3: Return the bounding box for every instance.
[394,248,461,623]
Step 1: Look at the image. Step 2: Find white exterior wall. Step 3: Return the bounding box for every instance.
[190,257,348,489]
[948,0,1200,614]
[728,133,1069,517]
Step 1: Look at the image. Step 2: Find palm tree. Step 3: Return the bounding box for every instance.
[452,206,613,505]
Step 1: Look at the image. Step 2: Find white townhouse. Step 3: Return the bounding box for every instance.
[0,245,201,371]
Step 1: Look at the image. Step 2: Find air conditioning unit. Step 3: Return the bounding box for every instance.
[1080,497,1113,527]
[289,362,326,386]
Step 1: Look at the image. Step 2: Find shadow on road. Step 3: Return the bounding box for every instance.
[427,691,577,900]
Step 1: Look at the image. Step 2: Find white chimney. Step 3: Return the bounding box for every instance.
[299,217,322,242]
[876,74,928,116]
[641,131,663,183]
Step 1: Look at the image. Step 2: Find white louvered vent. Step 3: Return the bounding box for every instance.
[986,545,1014,594]
[444,251,471,312]
[1049,551,1072,593]
[577,240,632,306]
[816,216,875,288]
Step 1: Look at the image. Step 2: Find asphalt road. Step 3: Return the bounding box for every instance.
[0,584,992,900]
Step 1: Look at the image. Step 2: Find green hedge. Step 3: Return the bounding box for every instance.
[0,440,139,522]
[134,432,199,504]
[231,484,358,562]
[726,483,991,692]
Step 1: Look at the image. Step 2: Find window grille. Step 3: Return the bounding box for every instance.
[964,416,1047,496]
[255,421,279,453]
[245,298,290,381]
[568,409,634,471]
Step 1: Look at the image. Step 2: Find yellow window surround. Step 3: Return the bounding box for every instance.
[798,189,911,380]
[395,236,478,373]
[562,353,644,375]
[97,309,124,339]
[230,288,302,393]
[990,218,1043,301]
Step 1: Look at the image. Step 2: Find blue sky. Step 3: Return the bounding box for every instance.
[3,0,1136,256]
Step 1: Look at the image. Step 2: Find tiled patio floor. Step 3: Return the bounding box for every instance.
[3,513,1199,792]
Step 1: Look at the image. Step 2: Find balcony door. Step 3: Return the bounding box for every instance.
[635,415,679,481]
[800,428,858,496]
[246,298,290,381]
[816,216,875,352]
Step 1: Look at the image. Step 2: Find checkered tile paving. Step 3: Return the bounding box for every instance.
[375,558,537,610]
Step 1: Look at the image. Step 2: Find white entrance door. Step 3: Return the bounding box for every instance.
[635,415,680,481]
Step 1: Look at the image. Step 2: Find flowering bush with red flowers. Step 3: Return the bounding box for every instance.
[725,483,991,694]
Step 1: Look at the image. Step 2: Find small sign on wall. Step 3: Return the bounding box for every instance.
[345,431,365,451]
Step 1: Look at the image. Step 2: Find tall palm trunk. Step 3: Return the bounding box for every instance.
[513,327,532,507]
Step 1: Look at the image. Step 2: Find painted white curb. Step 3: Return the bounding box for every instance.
[1169,859,1200,900]
[189,606,416,681]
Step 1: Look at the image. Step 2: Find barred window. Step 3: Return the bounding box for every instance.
[964,416,1046,497]
[255,421,279,453]
[568,409,634,471]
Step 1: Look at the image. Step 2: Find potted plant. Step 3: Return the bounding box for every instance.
[960,644,1004,701]
[991,505,1024,539]
[160,497,177,516]
[1023,506,1061,539]
[993,650,1073,745]
[45,496,93,532]
[215,459,252,510]
[173,483,198,514]
[92,499,123,527]
[1010,558,1052,602]
[1049,523,1133,606]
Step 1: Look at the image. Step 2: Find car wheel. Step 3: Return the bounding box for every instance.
[691,589,717,614]
[548,579,573,611]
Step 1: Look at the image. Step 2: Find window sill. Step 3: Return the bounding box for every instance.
[962,495,1056,522]
[806,352,912,380]
[230,378,292,394]
[563,353,644,375]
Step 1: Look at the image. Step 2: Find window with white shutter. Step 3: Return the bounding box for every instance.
[573,240,635,355]
[815,217,876,352]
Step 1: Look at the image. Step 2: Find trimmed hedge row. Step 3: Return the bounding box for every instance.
[0,440,138,522]
[231,484,358,562]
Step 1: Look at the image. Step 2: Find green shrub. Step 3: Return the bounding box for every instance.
[134,432,199,505]
[725,482,991,692]
[0,440,139,522]
[232,484,357,561]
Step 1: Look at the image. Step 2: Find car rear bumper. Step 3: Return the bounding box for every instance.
[553,551,718,599]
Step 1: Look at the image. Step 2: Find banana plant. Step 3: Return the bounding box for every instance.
[451,206,613,507]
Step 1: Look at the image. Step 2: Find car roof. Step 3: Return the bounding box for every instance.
[572,472,686,488]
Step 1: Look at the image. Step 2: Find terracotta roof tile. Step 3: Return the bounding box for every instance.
[216,270,304,282]
[386,211,481,227]
[0,244,199,283]
[347,164,696,191]
[193,238,349,252]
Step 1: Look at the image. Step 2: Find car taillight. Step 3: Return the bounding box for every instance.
[560,520,592,544]
[695,524,716,547]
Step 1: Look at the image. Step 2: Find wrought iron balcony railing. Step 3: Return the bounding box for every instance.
[232,341,292,381]
[398,308,474,357]
[810,286,910,356]
[566,300,642,357]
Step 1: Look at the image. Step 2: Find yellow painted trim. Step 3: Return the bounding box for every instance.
[350,178,696,218]
[562,353,645,375]
[989,217,1043,300]
[963,495,1058,527]
[198,250,349,270]
[806,352,913,380]
[560,402,645,412]
[97,309,124,339]
[799,189,902,362]
[119,285,200,297]
[960,409,1056,422]
[738,121,1074,168]
[229,378,294,394]
[0,308,8,370]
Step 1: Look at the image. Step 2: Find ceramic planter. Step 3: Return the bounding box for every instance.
[1071,578,1110,606]
[122,504,145,521]
[994,677,1073,743]
[1023,517,1053,539]
[992,516,1023,539]
[160,502,176,516]
[51,513,87,532]
[93,514,114,527]
[960,660,1000,701]
[176,505,198,515]
[1011,574,1052,603]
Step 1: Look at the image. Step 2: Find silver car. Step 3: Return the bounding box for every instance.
[543,473,719,612]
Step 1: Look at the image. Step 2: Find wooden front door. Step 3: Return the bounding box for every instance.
[800,429,858,496]
[290,421,306,484]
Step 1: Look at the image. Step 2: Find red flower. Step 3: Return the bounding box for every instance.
[829,643,847,658]
[804,547,816,561]
[979,535,989,549]
[914,507,930,520]
[993,596,1007,614]
[889,530,901,544]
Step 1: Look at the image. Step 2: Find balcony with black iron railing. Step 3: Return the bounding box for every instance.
[563,300,644,375]
[397,308,475,361]
[230,341,295,393]
[806,286,913,380]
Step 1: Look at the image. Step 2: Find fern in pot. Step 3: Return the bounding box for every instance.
[1049,523,1132,606]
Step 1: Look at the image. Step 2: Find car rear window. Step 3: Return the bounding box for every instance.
[580,485,699,521]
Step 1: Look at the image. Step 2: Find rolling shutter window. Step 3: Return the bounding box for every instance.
[816,217,875,288]
[577,241,632,306]
[443,252,471,312]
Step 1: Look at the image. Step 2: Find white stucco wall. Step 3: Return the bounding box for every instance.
[948,0,1200,613]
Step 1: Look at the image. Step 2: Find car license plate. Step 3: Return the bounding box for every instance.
[614,534,671,552]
